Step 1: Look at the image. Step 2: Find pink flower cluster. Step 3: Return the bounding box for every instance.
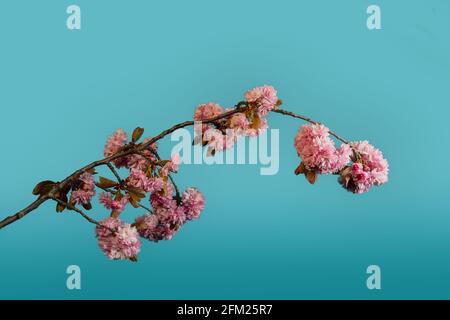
[294,124,352,174]
[95,127,205,259]
[104,129,158,170]
[339,141,389,194]
[160,153,181,177]
[99,192,129,213]
[70,172,96,205]
[193,85,279,153]
[294,125,388,193]
[135,187,205,242]
[125,169,164,193]
[182,187,205,220]
[245,85,279,116]
[104,129,127,158]
[96,217,141,260]
[194,102,225,134]
[98,128,164,214]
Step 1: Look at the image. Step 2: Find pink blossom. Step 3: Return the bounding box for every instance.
[104,129,127,158]
[70,172,95,205]
[155,200,186,226]
[99,192,129,213]
[160,153,181,177]
[135,201,186,242]
[245,85,278,116]
[294,124,351,174]
[182,188,205,220]
[104,130,159,169]
[126,137,158,170]
[203,128,237,152]
[340,141,389,194]
[194,102,224,121]
[351,141,389,185]
[169,153,181,171]
[135,214,176,242]
[150,181,175,208]
[228,113,250,133]
[135,214,163,241]
[125,170,164,193]
[96,217,141,260]
[335,144,353,171]
[193,104,242,152]
[194,102,225,134]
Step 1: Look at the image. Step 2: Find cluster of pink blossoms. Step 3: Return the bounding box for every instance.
[339,141,389,194]
[294,124,388,193]
[95,217,141,260]
[193,85,279,154]
[104,129,158,170]
[294,124,352,174]
[93,127,205,260]
[69,172,96,206]
[134,187,205,242]
[244,85,279,116]
[99,192,129,214]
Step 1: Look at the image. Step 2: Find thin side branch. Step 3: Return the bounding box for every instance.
[52,197,100,226]
[272,109,349,144]
[107,162,122,183]
[150,150,181,203]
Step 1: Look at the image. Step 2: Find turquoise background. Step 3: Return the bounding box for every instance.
[0,0,449,299]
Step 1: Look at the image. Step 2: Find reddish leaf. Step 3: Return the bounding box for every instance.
[86,168,97,175]
[132,127,144,143]
[127,188,145,207]
[340,166,352,187]
[156,160,170,166]
[96,177,117,189]
[114,190,123,201]
[82,202,92,210]
[128,189,142,199]
[129,196,140,208]
[250,115,262,130]
[56,202,66,213]
[110,210,120,218]
[306,171,317,185]
[32,180,55,196]
[55,192,69,213]
[294,162,306,175]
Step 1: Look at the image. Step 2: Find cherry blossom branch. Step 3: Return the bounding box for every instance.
[0,85,388,262]
[0,105,345,230]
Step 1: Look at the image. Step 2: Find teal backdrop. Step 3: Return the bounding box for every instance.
[0,0,449,299]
